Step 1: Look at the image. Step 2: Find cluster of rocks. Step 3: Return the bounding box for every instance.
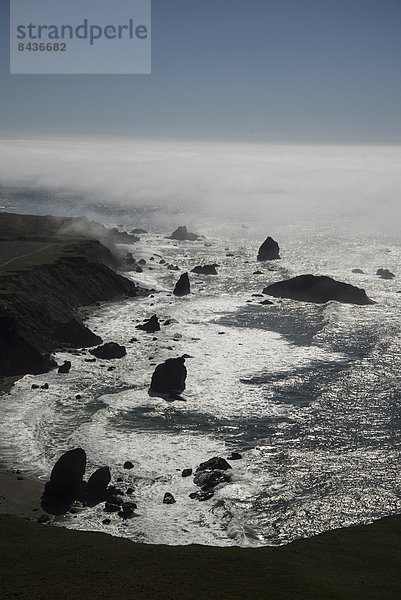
[41,448,137,520]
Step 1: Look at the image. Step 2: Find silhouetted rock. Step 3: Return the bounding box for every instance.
[352,269,364,274]
[194,469,231,490]
[135,315,160,332]
[46,448,87,502]
[253,270,264,275]
[87,466,111,501]
[182,468,193,477]
[227,452,242,460]
[191,264,219,275]
[131,228,147,234]
[196,457,232,472]
[167,264,180,271]
[57,360,71,374]
[150,357,187,393]
[263,275,374,305]
[169,226,200,241]
[163,492,176,504]
[118,501,137,518]
[104,501,120,513]
[173,273,190,296]
[89,342,126,359]
[376,268,395,279]
[123,461,134,470]
[257,237,280,261]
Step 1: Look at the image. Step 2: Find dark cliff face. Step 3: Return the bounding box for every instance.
[0,253,137,377]
[263,274,374,305]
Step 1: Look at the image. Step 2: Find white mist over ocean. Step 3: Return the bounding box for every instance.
[0,139,400,546]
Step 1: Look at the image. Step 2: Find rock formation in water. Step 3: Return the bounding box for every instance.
[193,456,232,492]
[57,360,72,374]
[191,264,219,275]
[376,268,395,279]
[89,342,127,359]
[45,448,87,502]
[135,315,161,332]
[150,356,187,393]
[173,273,190,296]
[169,226,201,241]
[262,274,374,305]
[257,236,280,261]
[87,466,111,501]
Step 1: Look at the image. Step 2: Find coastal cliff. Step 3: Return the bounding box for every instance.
[0,213,141,378]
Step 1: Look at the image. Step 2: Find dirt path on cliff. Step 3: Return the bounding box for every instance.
[0,243,58,269]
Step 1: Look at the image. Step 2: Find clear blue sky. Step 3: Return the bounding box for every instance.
[1,0,400,143]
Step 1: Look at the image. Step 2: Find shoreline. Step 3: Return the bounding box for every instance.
[1,469,401,599]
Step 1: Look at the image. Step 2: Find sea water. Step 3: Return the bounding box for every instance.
[0,187,400,547]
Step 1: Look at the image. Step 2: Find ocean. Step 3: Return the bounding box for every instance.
[0,176,400,548]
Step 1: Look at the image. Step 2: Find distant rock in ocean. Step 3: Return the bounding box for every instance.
[352,269,365,274]
[263,274,374,305]
[89,342,127,359]
[169,226,201,241]
[173,273,190,296]
[191,264,218,275]
[376,268,395,279]
[150,356,187,393]
[257,236,280,261]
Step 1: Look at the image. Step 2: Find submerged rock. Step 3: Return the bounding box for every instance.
[376,268,395,279]
[191,264,219,275]
[257,237,280,261]
[352,269,365,274]
[189,490,214,501]
[263,274,374,305]
[173,273,190,296]
[169,226,200,241]
[135,315,160,332]
[150,356,187,393]
[89,342,126,359]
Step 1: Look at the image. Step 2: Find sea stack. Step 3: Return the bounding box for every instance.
[173,273,190,296]
[257,236,280,261]
[150,357,187,393]
[263,274,374,305]
[169,226,200,241]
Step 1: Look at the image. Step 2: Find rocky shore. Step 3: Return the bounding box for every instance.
[1,469,401,600]
[0,213,147,379]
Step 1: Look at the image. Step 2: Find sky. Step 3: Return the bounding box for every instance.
[1,0,401,143]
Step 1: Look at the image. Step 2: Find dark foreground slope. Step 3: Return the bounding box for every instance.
[0,212,141,377]
[1,512,401,600]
